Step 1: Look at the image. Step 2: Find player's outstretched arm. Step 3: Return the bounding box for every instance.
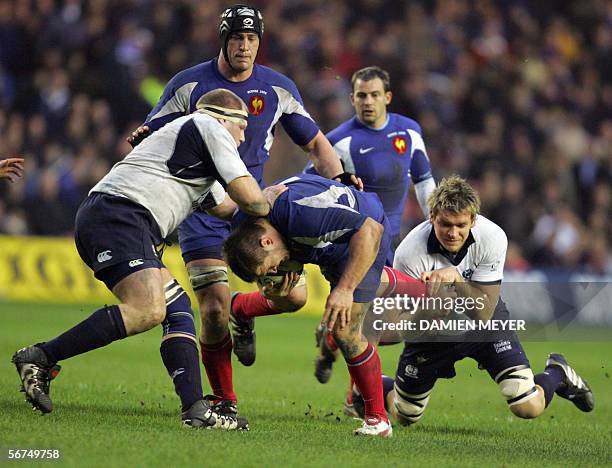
[0,158,24,183]
[226,175,270,217]
[322,217,383,331]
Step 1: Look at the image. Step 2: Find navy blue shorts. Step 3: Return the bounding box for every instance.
[74,193,164,289]
[394,333,531,395]
[320,216,393,303]
[178,211,230,262]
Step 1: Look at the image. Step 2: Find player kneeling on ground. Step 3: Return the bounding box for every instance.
[12,89,269,430]
[351,176,594,426]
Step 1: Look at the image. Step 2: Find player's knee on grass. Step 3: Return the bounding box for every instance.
[393,385,432,426]
[495,365,541,418]
[161,280,196,340]
[510,394,545,419]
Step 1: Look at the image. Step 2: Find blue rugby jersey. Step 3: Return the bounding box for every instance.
[145,59,320,184]
[267,174,386,267]
[305,113,432,238]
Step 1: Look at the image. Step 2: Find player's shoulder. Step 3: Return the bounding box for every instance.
[472,215,508,248]
[254,64,299,92]
[389,113,422,133]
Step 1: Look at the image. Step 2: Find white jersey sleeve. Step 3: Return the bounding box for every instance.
[393,221,432,278]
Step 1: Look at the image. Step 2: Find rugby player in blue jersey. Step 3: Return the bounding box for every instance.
[12,89,272,429]
[224,174,430,437]
[127,5,361,427]
[302,66,436,412]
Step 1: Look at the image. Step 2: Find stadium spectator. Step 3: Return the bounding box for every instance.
[0,0,609,274]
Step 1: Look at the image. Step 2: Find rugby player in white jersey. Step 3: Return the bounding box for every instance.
[352,176,594,426]
[12,89,274,430]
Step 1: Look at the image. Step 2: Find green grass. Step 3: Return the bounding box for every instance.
[1,303,611,467]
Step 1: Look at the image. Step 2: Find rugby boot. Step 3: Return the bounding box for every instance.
[230,293,256,366]
[12,344,61,414]
[181,399,217,428]
[546,353,594,412]
[354,416,393,438]
[210,398,250,431]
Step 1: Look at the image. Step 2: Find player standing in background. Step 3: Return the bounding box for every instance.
[12,89,271,429]
[304,66,435,412]
[127,5,360,427]
[352,176,594,426]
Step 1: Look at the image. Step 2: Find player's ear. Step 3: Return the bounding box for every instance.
[385,91,392,105]
[350,92,355,106]
[260,236,273,248]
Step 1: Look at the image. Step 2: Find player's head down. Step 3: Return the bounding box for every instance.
[224,218,289,283]
[196,89,248,145]
[428,176,480,253]
[219,5,264,72]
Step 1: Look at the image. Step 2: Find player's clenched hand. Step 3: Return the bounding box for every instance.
[0,158,24,183]
[262,184,288,209]
[420,266,462,297]
[322,287,353,331]
[333,172,364,191]
[261,272,300,299]
[126,126,151,147]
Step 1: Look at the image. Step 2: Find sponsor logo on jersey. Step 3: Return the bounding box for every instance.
[249,95,265,115]
[97,250,112,263]
[129,259,144,267]
[359,146,374,154]
[392,137,407,154]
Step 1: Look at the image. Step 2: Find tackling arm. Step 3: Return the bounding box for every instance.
[226,176,270,217]
[301,131,343,178]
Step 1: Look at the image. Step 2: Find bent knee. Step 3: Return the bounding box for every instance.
[510,401,544,419]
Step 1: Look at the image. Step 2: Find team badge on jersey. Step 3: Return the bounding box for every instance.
[249,95,265,115]
[392,136,407,155]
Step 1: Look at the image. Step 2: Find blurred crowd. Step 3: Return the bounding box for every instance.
[0,0,610,273]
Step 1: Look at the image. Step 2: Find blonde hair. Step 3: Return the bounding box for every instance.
[428,175,480,217]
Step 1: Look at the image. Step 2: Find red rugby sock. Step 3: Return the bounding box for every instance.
[232,292,282,320]
[200,333,236,402]
[346,343,387,421]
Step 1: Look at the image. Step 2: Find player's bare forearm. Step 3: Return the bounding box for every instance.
[227,176,270,217]
[454,281,499,321]
[336,218,383,292]
[301,131,343,178]
[206,195,238,219]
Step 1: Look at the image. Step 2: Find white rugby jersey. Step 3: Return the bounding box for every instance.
[394,215,507,283]
[91,112,250,237]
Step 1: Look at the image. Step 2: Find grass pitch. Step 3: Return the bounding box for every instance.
[1,303,610,467]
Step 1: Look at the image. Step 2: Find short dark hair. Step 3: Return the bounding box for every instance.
[223,218,268,282]
[351,66,391,93]
[196,88,246,112]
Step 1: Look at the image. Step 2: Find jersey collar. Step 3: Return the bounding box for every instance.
[355,115,390,132]
[427,228,475,266]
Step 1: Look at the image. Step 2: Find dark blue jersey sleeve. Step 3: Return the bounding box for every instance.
[275,78,319,146]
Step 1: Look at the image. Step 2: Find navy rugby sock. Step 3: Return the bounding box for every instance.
[534,366,564,407]
[40,305,127,362]
[160,337,204,412]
